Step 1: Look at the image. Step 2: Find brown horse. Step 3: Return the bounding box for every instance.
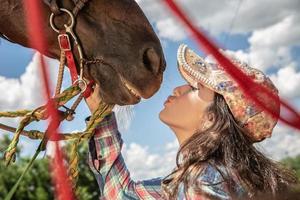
[0,0,166,105]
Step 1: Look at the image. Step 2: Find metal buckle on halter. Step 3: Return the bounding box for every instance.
[74,78,88,93]
[49,8,75,33]
[58,34,71,51]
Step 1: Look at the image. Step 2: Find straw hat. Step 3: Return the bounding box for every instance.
[177,44,280,142]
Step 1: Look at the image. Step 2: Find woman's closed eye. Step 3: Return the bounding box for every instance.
[190,85,198,91]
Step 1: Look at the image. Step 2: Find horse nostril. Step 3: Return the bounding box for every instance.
[143,48,161,75]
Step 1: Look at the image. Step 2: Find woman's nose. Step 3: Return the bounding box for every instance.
[173,86,184,96]
[173,85,190,96]
[172,88,179,96]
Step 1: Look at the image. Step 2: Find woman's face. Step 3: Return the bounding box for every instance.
[159,82,215,142]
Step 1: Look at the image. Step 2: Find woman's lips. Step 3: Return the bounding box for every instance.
[164,99,170,105]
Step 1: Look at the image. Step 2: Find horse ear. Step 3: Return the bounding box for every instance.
[72,0,90,16]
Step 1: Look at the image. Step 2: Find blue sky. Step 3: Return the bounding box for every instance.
[1,0,300,180]
[0,41,33,78]
[0,34,249,152]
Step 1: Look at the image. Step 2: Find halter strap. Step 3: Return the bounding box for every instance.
[72,0,90,16]
[43,0,61,15]
[43,0,90,16]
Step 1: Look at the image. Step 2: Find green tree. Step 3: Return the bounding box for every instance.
[0,135,99,200]
[281,155,300,194]
[282,155,300,180]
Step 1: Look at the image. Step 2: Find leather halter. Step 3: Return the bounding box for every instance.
[43,0,89,16]
[1,1,90,46]
[45,0,95,98]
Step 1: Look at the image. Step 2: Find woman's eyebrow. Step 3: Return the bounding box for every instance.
[197,83,203,88]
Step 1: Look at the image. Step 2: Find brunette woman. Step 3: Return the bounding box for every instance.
[85,44,298,199]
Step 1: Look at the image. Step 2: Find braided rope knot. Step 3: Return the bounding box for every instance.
[0,80,114,195]
[27,130,43,140]
[2,84,81,165]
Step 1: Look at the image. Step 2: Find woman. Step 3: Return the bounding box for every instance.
[85,44,298,199]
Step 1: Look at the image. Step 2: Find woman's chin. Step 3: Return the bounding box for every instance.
[158,109,165,123]
[159,108,169,125]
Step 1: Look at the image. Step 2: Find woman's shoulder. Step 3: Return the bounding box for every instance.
[198,163,225,184]
[189,163,246,199]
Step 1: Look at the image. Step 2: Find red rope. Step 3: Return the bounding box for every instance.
[163,0,300,130]
[22,1,74,200]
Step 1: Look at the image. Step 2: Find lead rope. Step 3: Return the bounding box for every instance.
[55,51,66,95]
[2,59,113,199]
[3,101,113,200]
[2,84,81,166]
[2,84,80,200]
[1,42,113,200]
[2,5,113,198]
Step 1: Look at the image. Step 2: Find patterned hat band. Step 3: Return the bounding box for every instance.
[177,44,280,142]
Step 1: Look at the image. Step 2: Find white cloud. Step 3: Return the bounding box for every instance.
[269,63,300,99]
[0,54,42,111]
[122,140,178,180]
[156,18,187,41]
[136,0,168,22]
[137,0,300,37]
[0,53,60,112]
[123,124,300,181]
[0,53,60,130]
[249,16,300,49]
[237,15,300,71]
[258,123,300,160]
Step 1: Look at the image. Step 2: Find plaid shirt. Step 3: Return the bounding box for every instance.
[87,112,244,200]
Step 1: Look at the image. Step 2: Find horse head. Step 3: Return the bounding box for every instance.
[0,0,166,105]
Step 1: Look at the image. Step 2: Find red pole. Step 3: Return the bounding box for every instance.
[22,1,74,199]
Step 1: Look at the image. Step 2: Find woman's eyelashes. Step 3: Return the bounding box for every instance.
[190,85,198,91]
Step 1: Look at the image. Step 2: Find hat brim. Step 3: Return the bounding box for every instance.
[177,44,221,93]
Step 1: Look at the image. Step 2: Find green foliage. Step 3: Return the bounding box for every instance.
[1,133,300,199]
[0,135,99,200]
[282,155,300,180]
[281,155,300,195]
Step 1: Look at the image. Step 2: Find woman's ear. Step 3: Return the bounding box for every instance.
[199,112,214,131]
[207,112,215,122]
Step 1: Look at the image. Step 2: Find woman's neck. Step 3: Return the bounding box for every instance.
[170,126,193,147]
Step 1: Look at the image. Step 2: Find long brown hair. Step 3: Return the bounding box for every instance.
[161,93,298,199]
